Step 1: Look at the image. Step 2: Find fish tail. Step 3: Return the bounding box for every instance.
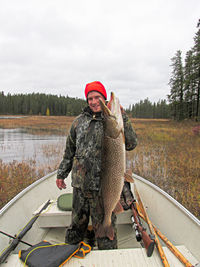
[96,222,115,241]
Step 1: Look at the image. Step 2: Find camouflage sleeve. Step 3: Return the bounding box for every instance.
[57,121,77,180]
[122,112,137,151]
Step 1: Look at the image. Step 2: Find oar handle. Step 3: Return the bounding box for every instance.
[136,202,194,267]
[133,183,170,267]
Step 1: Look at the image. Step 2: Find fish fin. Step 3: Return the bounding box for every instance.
[96,224,115,240]
[124,172,134,183]
[113,201,124,214]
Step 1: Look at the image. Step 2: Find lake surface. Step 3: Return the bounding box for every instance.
[0,128,66,164]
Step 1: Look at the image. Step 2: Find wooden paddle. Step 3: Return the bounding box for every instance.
[133,182,170,267]
[136,203,194,267]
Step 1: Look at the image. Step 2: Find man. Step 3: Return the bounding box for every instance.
[56,81,137,249]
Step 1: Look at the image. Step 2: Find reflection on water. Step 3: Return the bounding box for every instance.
[0,128,66,165]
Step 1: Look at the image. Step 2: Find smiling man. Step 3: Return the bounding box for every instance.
[85,81,107,113]
[56,81,137,250]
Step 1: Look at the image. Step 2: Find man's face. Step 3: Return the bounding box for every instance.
[87,91,106,113]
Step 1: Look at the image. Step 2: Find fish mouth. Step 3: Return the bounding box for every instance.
[99,92,115,116]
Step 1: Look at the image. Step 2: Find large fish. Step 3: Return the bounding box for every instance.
[96,92,133,240]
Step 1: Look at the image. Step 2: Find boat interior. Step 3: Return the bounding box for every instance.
[0,172,199,266]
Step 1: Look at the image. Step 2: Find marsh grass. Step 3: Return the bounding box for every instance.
[0,115,74,135]
[0,159,38,207]
[0,152,62,208]
[130,119,200,219]
[0,116,199,219]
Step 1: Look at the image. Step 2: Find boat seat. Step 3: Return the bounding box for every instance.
[57,193,73,211]
[34,193,133,228]
[33,193,73,228]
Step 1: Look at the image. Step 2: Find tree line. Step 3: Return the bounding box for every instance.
[126,98,170,119]
[0,91,170,119]
[168,20,200,121]
[0,92,86,116]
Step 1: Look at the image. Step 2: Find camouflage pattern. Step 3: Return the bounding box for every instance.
[122,112,137,151]
[65,187,117,249]
[57,106,137,192]
[57,106,104,192]
[57,105,137,249]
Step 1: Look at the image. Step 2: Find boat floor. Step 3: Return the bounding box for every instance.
[1,199,199,266]
[1,227,199,266]
[2,244,198,266]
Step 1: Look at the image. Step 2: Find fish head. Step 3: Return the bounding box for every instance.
[99,92,124,138]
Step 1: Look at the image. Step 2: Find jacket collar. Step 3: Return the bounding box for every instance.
[83,106,104,120]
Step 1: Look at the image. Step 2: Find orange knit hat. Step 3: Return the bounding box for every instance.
[85,81,107,100]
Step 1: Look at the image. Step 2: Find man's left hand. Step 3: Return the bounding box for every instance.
[56,179,66,190]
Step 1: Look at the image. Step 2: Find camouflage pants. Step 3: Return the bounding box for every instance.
[65,187,117,249]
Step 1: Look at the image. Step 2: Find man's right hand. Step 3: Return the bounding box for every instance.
[56,179,66,190]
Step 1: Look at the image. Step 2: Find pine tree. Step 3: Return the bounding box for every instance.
[0,91,5,114]
[168,50,184,120]
[192,19,200,120]
[184,50,196,118]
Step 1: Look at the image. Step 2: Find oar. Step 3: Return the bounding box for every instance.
[0,199,51,264]
[153,225,194,267]
[136,205,194,267]
[0,231,32,247]
[133,182,170,267]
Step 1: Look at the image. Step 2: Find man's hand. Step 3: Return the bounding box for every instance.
[56,179,66,190]
[120,181,135,210]
[107,101,125,113]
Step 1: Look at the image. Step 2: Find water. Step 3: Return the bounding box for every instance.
[0,128,66,165]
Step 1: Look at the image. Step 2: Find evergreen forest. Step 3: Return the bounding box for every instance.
[0,91,171,119]
[0,92,86,116]
[167,20,200,121]
[126,19,200,121]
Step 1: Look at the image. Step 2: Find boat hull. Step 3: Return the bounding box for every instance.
[0,171,200,264]
[132,173,200,261]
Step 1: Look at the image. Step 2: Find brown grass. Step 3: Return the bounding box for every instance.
[0,115,74,135]
[129,118,200,219]
[0,116,199,219]
[0,160,38,207]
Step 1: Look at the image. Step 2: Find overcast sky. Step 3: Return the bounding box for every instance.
[0,0,199,108]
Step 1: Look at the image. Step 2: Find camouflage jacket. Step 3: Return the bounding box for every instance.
[57,106,137,192]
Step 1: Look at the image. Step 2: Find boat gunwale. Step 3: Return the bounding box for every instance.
[133,173,200,226]
[1,171,199,227]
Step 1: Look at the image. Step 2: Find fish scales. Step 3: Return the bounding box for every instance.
[102,133,125,218]
[96,92,125,240]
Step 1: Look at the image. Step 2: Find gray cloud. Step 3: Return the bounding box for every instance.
[0,0,199,107]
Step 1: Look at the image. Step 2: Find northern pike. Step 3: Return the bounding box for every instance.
[96,92,133,240]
